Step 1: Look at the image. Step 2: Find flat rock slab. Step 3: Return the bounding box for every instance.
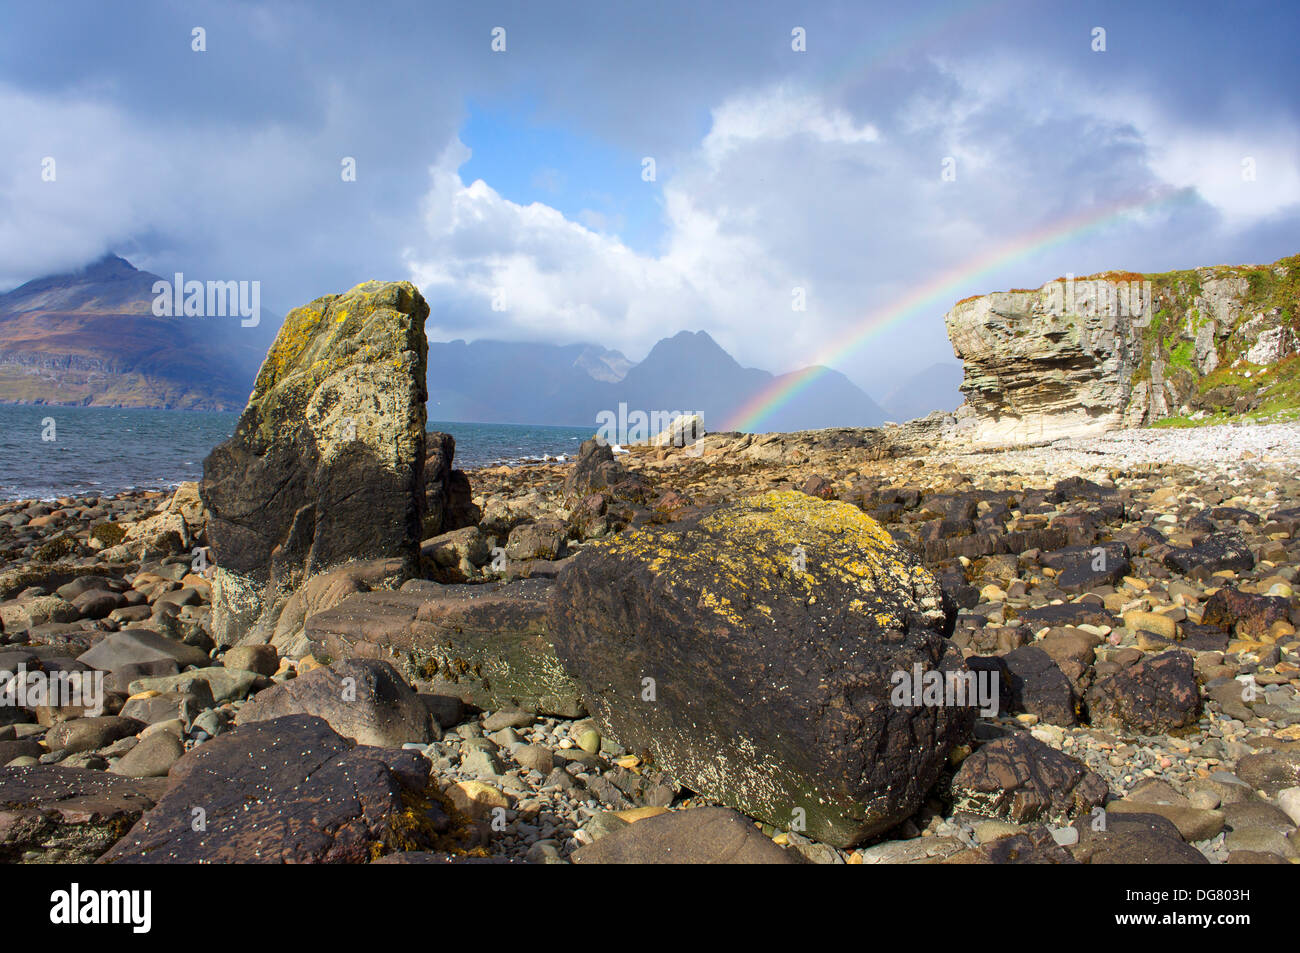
[306,578,585,718]
[0,766,170,863]
[1040,543,1131,593]
[100,715,441,864]
[78,628,211,672]
[1163,532,1256,576]
[571,808,805,864]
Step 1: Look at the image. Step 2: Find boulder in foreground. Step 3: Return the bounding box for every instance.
[552,490,974,848]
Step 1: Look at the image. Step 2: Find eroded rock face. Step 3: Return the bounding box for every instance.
[551,490,974,848]
[945,256,1299,446]
[946,287,1148,447]
[200,281,429,645]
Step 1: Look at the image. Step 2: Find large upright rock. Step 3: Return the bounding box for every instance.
[423,432,479,537]
[201,281,429,645]
[551,490,974,848]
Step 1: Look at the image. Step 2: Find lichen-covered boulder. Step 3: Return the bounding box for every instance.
[201,281,429,645]
[550,490,974,848]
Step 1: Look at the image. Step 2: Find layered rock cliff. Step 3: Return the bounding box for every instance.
[946,254,1299,447]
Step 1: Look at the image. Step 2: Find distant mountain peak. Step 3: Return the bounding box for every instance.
[78,253,142,278]
[640,328,738,371]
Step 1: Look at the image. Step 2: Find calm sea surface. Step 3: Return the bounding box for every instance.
[0,404,592,501]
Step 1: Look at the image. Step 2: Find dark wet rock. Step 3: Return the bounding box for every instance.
[1040,542,1130,593]
[1035,627,1103,671]
[963,655,1016,716]
[568,493,610,540]
[1178,624,1231,653]
[0,765,170,863]
[936,570,980,612]
[422,432,456,538]
[1001,646,1079,726]
[1048,477,1114,503]
[1068,811,1209,864]
[949,733,1108,824]
[1163,532,1256,577]
[942,825,1079,864]
[801,475,835,499]
[1201,587,1291,639]
[571,807,806,864]
[420,693,464,729]
[444,472,480,533]
[70,590,122,620]
[1086,650,1202,735]
[0,739,44,763]
[235,659,436,747]
[1208,505,1261,525]
[100,715,444,864]
[371,850,514,864]
[562,439,644,501]
[552,490,972,848]
[1019,603,1119,631]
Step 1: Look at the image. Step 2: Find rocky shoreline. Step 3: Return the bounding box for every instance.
[1,280,1297,865]
[3,416,1297,863]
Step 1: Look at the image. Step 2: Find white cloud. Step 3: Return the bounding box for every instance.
[404,59,1299,395]
[701,86,880,168]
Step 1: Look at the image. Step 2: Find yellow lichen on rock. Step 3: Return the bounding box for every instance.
[591,490,935,628]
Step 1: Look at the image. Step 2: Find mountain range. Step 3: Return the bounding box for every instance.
[0,255,277,411]
[0,255,974,430]
[427,331,887,430]
[881,362,965,423]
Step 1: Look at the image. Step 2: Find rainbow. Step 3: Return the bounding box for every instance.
[723,187,1199,432]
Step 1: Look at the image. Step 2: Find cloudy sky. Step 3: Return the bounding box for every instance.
[2,0,1297,397]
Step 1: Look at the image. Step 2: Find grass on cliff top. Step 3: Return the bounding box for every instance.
[1150,353,1300,428]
